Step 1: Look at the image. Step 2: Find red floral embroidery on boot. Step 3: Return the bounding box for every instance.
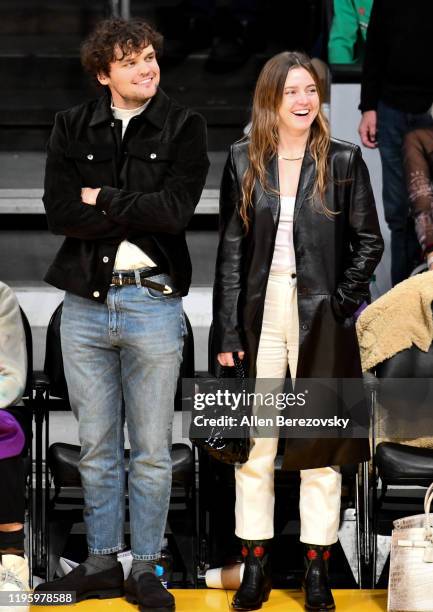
[241,546,248,558]
[307,549,318,560]
[253,546,265,558]
[322,550,331,561]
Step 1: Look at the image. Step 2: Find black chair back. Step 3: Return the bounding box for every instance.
[20,306,33,398]
[43,303,67,400]
[375,342,433,379]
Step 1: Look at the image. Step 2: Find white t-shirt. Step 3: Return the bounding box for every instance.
[111,101,156,272]
[270,195,296,273]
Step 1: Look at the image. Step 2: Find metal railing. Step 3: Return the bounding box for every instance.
[108,0,130,19]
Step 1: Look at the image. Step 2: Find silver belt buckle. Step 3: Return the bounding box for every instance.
[118,272,123,286]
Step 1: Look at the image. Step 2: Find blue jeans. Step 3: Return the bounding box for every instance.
[377,101,433,285]
[60,275,185,560]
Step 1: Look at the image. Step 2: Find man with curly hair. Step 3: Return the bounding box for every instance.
[35,18,209,610]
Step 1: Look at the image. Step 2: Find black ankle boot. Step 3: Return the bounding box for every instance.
[231,539,272,611]
[303,544,335,611]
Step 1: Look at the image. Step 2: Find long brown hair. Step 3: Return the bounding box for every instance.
[241,51,331,230]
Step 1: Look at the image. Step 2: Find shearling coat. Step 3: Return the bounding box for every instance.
[212,138,384,470]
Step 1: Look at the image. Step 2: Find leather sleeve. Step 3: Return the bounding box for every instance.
[43,112,129,241]
[335,146,384,316]
[212,149,245,353]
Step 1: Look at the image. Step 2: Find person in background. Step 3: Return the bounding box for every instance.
[0,281,30,611]
[403,118,433,271]
[213,51,383,611]
[358,0,433,286]
[328,0,372,64]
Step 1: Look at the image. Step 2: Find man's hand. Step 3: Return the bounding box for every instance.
[81,187,101,206]
[358,111,378,148]
[217,351,245,367]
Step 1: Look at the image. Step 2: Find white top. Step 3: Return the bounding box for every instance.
[111,101,156,271]
[270,196,296,274]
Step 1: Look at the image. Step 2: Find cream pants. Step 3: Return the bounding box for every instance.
[235,271,342,545]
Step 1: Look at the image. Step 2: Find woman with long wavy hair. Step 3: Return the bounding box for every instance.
[213,51,383,611]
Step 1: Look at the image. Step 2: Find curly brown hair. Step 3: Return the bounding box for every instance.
[81,18,163,79]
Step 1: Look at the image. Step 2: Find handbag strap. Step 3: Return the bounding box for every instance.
[233,354,246,380]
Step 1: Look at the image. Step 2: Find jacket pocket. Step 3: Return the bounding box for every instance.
[65,142,115,162]
[126,141,178,162]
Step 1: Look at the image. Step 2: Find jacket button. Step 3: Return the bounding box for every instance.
[102,256,109,263]
[150,153,157,159]
[93,291,100,298]
[87,154,94,160]
[301,323,309,331]
[110,122,115,127]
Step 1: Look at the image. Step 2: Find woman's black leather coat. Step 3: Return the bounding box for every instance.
[213,138,384,470]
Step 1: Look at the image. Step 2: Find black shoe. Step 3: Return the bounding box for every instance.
[33,562,124,604]
[232,540,272,611]
[124,571,175,612]
[303,544,335,611]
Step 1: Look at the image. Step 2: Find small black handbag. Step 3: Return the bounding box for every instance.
[189,355,250,465]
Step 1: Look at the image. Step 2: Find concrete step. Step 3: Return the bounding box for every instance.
[0,229,218,285]
[0,150,225,192]
[0,188,219,215]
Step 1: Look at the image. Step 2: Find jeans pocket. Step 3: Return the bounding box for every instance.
[144,274,177,300]
[180,311,188,337]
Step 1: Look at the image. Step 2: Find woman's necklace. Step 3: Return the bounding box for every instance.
[278,152,304,161]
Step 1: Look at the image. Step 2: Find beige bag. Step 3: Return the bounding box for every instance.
[388,483,433,611]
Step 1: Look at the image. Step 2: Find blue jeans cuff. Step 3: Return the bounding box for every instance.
[132,552,161,561]
[88,544,125,555]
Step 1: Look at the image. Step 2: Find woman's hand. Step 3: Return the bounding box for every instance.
[217,351,245,367]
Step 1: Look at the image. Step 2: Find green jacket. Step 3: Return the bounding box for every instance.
[328,0,372,64]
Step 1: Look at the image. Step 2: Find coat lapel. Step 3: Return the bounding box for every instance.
[260,151,316,226]
[260,153,280,226]
[294,151,316,222]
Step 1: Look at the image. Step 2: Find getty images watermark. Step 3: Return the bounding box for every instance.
[193,389,350,430]
[183,378,370,439]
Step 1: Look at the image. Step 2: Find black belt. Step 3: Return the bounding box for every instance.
[111,268,172,294]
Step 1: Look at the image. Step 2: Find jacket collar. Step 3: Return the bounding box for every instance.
[89,87,170,129]
[263,149,316,226]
